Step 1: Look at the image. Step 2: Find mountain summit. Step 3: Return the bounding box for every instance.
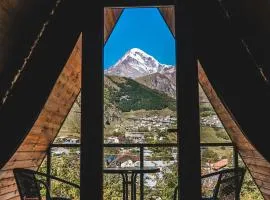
[105,48,174,79]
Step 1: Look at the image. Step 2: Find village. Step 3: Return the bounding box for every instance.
[200,115,223,128]
[50,113,231,189]
[104,115,177,144]
[102,114,230,188]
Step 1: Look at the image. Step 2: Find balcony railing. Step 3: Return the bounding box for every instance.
[45,142,238,200]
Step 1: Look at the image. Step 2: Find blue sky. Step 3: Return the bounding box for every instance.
[104,8,176,69]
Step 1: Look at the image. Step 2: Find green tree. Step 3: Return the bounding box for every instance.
[201,148,219,163]
[103,174,122,199]
[145,164,178,200]
[240,172,263,200]
[39,153,80,199]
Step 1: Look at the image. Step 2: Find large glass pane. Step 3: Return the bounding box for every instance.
[201,146,234,174]
[103,7,177,200]
[54,94,81,145]
[199,79,264,200]
[238,157,264,200]
[38,146,80,200]
[143,147,178,200]
[50,147,80,199]
[104,147,140,199]
[104,7,176,145]
[38,91,81,199]
[199,85,231,144]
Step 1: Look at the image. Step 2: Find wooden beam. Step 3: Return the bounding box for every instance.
[0,191,19,200]
[81,1,103,200]
[176,1,201,199]
[103,0,175,7]
[158,7,175,36]
[0,184,17,196]
[5,196,20,200]
[104,8,123,43]
[0,178,15,187]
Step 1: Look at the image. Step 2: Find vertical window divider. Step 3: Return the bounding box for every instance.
[176,1,201,199]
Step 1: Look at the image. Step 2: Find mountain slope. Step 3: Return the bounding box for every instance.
[104,75,176,112]
[136,67,209,103]
[136,70,176,99]
[105,48,173,79]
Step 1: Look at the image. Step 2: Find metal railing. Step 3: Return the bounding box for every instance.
[45,142,238,200]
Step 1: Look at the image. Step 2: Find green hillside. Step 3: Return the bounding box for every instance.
[105,75,176,112]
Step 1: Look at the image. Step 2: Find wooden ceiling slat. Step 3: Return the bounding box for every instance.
[21,136,50,144]
[16,144,48,152]
[0,172,15,180]
[8,152,47,162]
[242,157,270,168]
[104,8,123,43]
[25,142,57,148]
[0,178,15,188]
[263,195,270,200]
[0,167,35,180]
[254,179,270,190]
[159,7,175,35]
[251,172,270,185]
[260,187,270,196]
[239,149,264,159]
[6,195,20,200]
[248,164,270,175]
[0,180,16,186]
[0,184,17,196]
[3,160,40,170]
[29,126,59,137]
[0,190,18,200]
[0,182,16,188]
[29,126,53,135]
[0,170,13,178]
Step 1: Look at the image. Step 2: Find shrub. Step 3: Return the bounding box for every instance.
[201,149,219,162]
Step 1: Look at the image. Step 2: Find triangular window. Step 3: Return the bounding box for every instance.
[104,7,178,199]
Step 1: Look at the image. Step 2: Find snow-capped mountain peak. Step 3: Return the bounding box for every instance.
[129,47,149,56]
[105,48,174,79]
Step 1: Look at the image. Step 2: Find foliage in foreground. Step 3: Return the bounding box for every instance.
[39,153,80,199]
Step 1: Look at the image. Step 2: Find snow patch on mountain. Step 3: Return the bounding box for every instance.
[105,48,174,79]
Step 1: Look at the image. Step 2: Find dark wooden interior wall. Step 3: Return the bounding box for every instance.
[199,65,270,200]
[0,0,82,199]
[193,0,270,163]
[0,0,57,98]
[0,0,82,168]
[0,38,82,200]
[159,7,270,200]
[0,8,122,200]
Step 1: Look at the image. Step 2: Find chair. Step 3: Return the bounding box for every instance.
[173,167,246,200]
[13,168,80,200]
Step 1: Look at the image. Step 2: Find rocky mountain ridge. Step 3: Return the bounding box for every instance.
[105,48,174,79]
